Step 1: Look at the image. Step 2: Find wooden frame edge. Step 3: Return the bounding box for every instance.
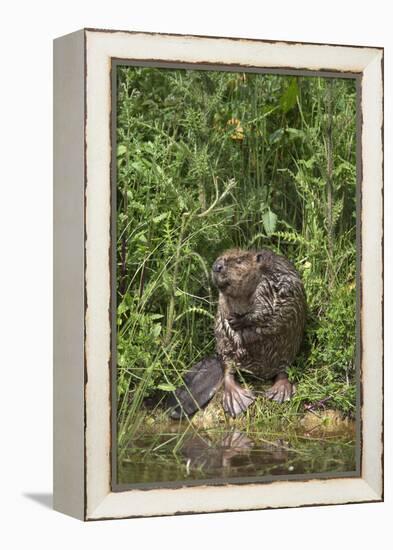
[53,28,383,521]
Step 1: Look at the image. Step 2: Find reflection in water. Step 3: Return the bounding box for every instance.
[118,424,356,485]
[181,431,289,477]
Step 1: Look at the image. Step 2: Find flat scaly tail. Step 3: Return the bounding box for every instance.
[168,356,224,419]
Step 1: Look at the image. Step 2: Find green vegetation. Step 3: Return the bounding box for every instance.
[116,66,357,453]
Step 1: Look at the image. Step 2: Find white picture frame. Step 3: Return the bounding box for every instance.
[53,28,383,521]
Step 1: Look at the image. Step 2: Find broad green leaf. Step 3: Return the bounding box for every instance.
[153,212,169,224]
[262,209,278,235]
[117,302,129,315]
[269,128,284,145]
[152,324,162,338]
[117,144,127,157]
[280,78,299,113]
[286,128,306,140]
[157,382,177,392]
[149,314,164,320]
[137,233,147,243]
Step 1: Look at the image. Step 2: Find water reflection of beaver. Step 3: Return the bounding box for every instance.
[180,430,289,476]
[170,248,306,419]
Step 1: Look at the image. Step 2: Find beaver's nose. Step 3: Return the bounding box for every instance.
[212,260,225,273]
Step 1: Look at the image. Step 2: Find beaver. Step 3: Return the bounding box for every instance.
[169,248,306,419]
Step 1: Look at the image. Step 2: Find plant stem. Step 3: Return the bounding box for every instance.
[164,213,188,346]
[326,79,334,283]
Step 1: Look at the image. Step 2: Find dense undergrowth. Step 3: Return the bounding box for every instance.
[115,66,357,451]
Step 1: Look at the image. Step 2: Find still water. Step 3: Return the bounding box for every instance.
[118,421,357,486]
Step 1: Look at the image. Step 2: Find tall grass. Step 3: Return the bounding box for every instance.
[116,67,357,451]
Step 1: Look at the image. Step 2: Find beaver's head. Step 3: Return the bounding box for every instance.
[211,248,274,297]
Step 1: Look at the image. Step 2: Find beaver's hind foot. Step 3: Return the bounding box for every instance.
[265,373,295,404]
[222,373,255,418]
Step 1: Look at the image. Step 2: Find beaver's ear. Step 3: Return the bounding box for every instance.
[256,252,264,263]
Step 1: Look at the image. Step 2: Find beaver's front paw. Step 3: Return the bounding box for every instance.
[227,314,249,331]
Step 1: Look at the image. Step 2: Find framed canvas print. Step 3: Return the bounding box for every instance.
[53,28,383,520]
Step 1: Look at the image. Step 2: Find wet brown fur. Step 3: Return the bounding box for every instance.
[212,248,307,381]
